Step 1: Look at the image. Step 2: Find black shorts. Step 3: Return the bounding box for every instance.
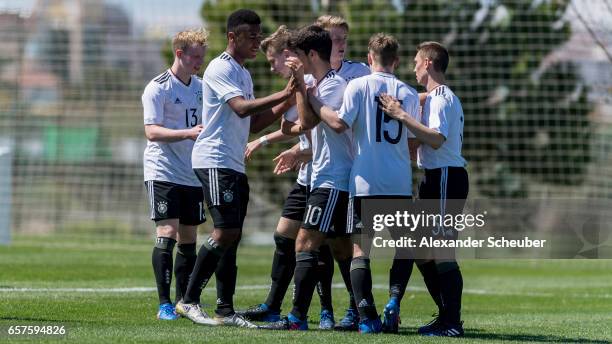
[144,180,206,226]
[347,195,412,235]
[301,187,349,235]
[194,168,249,229]
[281,182,310,221]
[418,167,469,240]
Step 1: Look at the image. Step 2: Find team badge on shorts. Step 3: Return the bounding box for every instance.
[157,200,168,215]
[223,190,234,203]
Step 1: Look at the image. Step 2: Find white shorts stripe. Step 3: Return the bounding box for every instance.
[346,197,354,234]
[148,181,155,219]
[320,189,339,232]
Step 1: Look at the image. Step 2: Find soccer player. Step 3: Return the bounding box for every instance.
[314,14,371,331]
[175,9,297,327]
[307,33,420,333]
[379,41,469,337]
[239,25,337,330]
[262,24,353,331]
[141,28,208,321]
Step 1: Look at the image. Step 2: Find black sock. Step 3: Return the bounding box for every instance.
[152,237,176,305]
[437,262,463,325]
[350,256,377,320]
[291,251,319,321]
[389,251,414,302]
[337,257,357,310]
[174,243,196,302]
[183,237,225,304]
[316,244,334,312]
[264,234,295,311]
[417,260,443,314]
[215,240,239,316]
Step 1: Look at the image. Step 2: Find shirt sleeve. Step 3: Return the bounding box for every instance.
[142,83,164,125]
[318,78,346,111]
[283,106,298,122]
[427,96,449,139]
[205,60,244,103]
[337,80,360,128]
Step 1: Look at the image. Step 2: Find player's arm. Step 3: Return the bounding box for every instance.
[142,83,203,142]
[308,95,348,133]
[249,97,297,134]
[408,138,420,161]
[227,76,296,119]
[245,129,296,160]
[145,124,203,142]
[380,93,445,149]
[281,116,307,136]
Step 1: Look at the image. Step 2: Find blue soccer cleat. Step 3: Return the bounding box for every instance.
[157,303,179,320]
[382,297,400,333]
[318,309,335,330]
[358,316,383,334]
[260,313,308,331]
[334,308,359,331]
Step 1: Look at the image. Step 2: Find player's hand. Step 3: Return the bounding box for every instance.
[284,75,298,97]
[379,93,404,119]
[306,85,316,98]
[245,139,262,161]
[285,57,305,86]
[272,148,298,175]
[186,124,203,140]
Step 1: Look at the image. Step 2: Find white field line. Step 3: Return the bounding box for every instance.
[0,284,610,299]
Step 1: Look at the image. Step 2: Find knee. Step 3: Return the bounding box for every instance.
[211,228,241,247]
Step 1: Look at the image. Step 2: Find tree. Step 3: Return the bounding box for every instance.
[194,0,591,198]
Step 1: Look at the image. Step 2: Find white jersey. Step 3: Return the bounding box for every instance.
[142,69,203,186]
[192,52,254,173]
[338,72,419,196]
[283,75,315,186]
[418,85,467,169]
[310,70,353,191]
[336,59,370,83]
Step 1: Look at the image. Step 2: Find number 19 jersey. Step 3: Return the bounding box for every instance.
[337,71,419,196]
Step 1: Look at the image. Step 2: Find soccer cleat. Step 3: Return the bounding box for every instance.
[358,316,383,334]
[318,309,335,330]
[417,313,442,334]
[260,313,308,331]
[382,297,400,333]
[421,321,464,337]
[334,308,359,331]
[175,301,218,325]
[157,303,179,320]
[214,313,259,328]
[238,303,281,322]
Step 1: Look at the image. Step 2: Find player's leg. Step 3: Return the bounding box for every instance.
[145,180,180,320]
[174,225,197,303]
[350,237,381,333]
[382,197,415,333]
[174,185,205,303]
[316,240,335,329]
[331,234,359,331]
[176,168,254,327]
[241,182,305,321]
[261,188,340,330]
[427,167,469,337]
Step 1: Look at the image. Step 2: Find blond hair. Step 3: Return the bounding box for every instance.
[315,15,349,31]
[260,25,292,54]
[368,33,399,67]
[172,28,209,53]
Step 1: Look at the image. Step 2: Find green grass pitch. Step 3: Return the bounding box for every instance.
[1,234,611,343]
